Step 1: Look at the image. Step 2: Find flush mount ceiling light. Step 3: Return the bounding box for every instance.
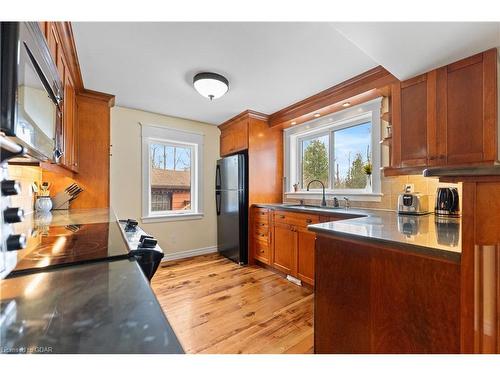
[342,102,351,107]
[313,113,321,118]
[193,72,229,101]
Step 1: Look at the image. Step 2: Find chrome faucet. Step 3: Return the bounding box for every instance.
[306,180,327,207]
[343,197,351,209]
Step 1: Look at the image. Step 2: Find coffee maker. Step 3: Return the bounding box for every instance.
[435,187,460,217]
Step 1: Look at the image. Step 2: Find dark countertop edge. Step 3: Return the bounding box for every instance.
[251,203,461,261]
[251,203,378,218]
[309,225,461,263]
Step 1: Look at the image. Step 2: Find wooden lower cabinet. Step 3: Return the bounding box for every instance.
[250,207,271,265]
[272,222,297,275]
[296,227,315,285]
[271,210,318,286]
[315,235,461,353]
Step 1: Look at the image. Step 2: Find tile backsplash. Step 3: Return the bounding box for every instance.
[285,174,460,212]
[7,165,42,214]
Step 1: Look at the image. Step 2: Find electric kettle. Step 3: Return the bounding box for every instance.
[435,187,460,216]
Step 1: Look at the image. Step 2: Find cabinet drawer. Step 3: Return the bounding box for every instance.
[254,221,269,230]
[253,207,270,223]
[273,210,320,227]
[253,241,270,263]
[254,227,269,243]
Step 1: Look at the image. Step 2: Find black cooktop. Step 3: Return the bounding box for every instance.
[9,220,130,277]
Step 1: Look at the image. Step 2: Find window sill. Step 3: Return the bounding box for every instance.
[141,212,204,223]
[285,191,383,202]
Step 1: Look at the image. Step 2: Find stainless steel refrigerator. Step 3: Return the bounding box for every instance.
[215,153,248,264]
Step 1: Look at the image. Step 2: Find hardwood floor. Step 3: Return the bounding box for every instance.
[151,253,314,354]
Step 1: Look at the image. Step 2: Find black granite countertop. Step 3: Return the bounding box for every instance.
[0,258,184,354]
[253,203,461,262]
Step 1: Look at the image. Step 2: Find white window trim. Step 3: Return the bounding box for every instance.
[284,97,383,202]
[141,123,204,222]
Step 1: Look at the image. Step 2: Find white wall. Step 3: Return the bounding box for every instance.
[110,106,220,256]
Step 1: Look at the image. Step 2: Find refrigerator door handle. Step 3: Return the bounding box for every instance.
[215,191,221,215]
[215,164,221,190]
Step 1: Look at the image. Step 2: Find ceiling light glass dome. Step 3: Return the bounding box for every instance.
[193,72,229,100]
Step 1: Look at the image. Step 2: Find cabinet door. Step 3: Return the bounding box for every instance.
[46,23,60,64]
[272,222,297,276]
[72,99,79,172]
[297,227,315,286]
[66,68,76,170]
[436,49,497,165]
[232,118,249,151]
[220,129,234,156]
[391,72,437,168]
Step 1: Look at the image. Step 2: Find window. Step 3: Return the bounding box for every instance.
[142,124,204,222]
[300,134,329,189]
[285,98,382,200]
[333,122,372,189]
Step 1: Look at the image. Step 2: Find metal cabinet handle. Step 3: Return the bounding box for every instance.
[306,219,312,224]
[279,215,285,219]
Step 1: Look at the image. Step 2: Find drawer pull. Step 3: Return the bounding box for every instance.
[306,219,312,224]
[259,223,265,226]
[260,234,265,237]
[279,215,285,219]
[260,249,265,253]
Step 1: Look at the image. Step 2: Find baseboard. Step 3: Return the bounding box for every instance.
[162,246,218,261]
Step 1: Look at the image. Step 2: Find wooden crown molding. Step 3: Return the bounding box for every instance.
[268,65,398,128]
[219,110,269,129]
[77,89,116,107]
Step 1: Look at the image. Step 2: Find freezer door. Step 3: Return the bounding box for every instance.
[216,155,240,191]
[216,190,242,263]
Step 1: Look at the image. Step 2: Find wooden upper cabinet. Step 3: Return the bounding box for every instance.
[391,72,437,168]
[40,22,80,173]
[387,48,498,175]
[62,65,77,171]
[436,49,498,165]
[46,22,61,65]
[219,117,248,156]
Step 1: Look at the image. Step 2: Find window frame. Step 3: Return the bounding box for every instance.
[285,97,382,202]
[141,124,204,222]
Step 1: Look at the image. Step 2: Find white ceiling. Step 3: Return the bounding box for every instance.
[73,22,500,125]
[334,22,500,80]
[72,22,378,124]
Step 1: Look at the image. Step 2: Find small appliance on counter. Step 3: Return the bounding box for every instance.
[397,186,429,215]
[435,187,460,217]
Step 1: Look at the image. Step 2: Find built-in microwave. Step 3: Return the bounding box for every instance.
[1,22,63,162]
